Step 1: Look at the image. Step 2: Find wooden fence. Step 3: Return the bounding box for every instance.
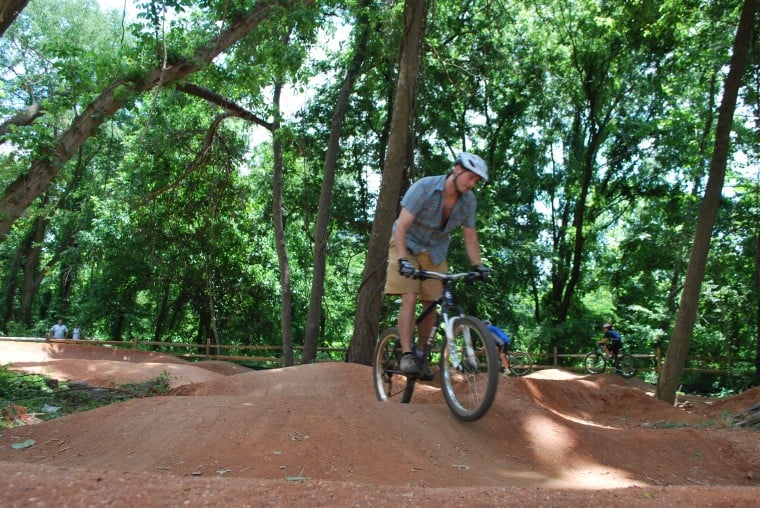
[2,337,751,377]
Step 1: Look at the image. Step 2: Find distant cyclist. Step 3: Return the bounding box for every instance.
[486,323,511,374]
[598,322,622,360]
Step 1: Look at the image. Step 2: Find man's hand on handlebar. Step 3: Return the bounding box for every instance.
[398,258,416,278]
[473,264,491,281]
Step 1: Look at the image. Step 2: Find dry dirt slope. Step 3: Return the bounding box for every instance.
[0,339,759,506]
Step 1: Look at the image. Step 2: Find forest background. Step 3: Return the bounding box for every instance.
[0,0,758,403]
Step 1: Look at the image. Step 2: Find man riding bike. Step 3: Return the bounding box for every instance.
[598,322,622,361]
[384,152,491,380]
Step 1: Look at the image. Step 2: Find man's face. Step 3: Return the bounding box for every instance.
[454,168,482,193]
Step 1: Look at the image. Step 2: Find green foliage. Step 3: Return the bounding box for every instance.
[0,365,172,428]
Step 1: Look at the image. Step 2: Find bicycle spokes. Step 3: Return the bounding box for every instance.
[439,317,498,421]
[373,327,416,403]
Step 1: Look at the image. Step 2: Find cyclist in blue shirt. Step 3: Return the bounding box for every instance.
[487,323,512,374]
[385,152,491,379]
[599,322,622,360]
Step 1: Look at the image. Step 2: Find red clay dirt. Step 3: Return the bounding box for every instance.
[1,339,758,506]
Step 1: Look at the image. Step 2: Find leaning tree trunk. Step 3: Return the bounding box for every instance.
[656,0,758,403]
[0,0,29,37]
[347,0,428,365]
[0,0,315,240]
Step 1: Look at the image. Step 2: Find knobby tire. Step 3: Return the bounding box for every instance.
[615,353,638,379]
[584,351,606,374]
[373,327,416,403]
[439,316,499,421]
[508,351,534,377]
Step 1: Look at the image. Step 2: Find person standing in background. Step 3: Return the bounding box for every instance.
[49,319,68,340]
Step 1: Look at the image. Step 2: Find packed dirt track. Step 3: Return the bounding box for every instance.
[1,339,759,506]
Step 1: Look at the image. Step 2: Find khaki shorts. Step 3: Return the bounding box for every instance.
[384,237,447,301]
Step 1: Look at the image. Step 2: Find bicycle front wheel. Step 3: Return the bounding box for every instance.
[373,327,416,403]
[584,351,606,374]
[508,351,534,377]
[439,316,499,421]
[615,353,638,379]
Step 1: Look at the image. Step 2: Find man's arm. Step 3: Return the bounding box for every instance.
[463,227,482,265]
[394,208,416,260]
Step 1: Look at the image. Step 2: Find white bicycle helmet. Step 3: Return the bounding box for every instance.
[455,152,489,183]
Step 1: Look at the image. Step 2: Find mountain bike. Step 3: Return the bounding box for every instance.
[503,350,533,377]
[583,345,638,378]
[372,268,499,421]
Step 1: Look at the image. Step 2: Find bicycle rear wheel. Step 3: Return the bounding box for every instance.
[584,351,606,374]
[373,327,416,403]
[508,351,533,377]
[615,353,638,379]
[439,316,499,421]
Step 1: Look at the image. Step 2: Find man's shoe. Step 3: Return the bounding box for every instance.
[399,353,420,375]
[420,362,434,381]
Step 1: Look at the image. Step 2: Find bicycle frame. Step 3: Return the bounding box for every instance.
[415,270,478,371]
[597,345,615,360]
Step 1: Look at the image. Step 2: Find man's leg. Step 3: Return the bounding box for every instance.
[397,292,420,374]
[398,292,417,353]
[416,299,436,351]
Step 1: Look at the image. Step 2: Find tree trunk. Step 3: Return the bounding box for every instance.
[656,0,758,403]
[302,0,371,364]
[18,214,46,324]
[0,0,316,240]
[753,232,760,386]
[0,0,29,37]
[272,82,295,367]
[1,234,24,327]
[153,281,170,343]
[347,0,428,365]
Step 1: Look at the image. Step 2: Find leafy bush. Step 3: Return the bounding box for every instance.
[0,365,173,429]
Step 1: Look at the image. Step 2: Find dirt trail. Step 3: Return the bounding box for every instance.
[1,340,758,506]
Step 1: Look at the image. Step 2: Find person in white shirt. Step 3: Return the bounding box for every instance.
[72,324,82,340]
[49,319,68,340]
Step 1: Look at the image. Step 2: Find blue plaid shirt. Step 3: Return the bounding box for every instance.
[394,174,477,265]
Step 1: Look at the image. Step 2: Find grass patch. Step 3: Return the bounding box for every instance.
[0,365,172,429]
[642,421,690,429]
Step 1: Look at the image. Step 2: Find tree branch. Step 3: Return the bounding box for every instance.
[175,82,275,131]
[0,0,315,239]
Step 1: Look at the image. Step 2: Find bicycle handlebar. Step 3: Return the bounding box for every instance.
[411,269,486,283]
